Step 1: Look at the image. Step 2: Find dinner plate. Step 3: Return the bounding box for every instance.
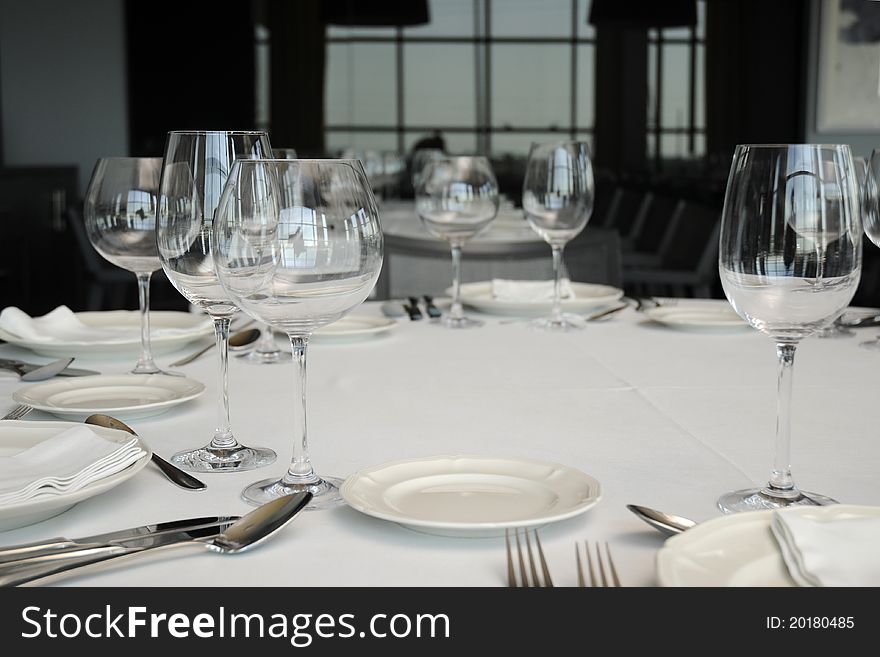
[312,315,396,341]
[0,420,151,531]
[643,300,749,330]
[12,374,206,421]
[0,310,213,358]
[340,455,601,537]
[656,505,880,586]
[448,281,624,317]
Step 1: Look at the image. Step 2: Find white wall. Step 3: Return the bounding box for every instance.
[0,0,128,195]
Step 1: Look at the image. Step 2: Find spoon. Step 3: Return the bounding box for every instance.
[169,328,261,367]
[84,413,206,491]
[626,504,697,536]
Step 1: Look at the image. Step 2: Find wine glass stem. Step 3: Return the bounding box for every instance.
[768,342,797,493]
[132,272,158,373]
[551,245,564,323]
[255,322,277,353]
[282,335,318,485]
[450,243,464,321]
[210,315,237,450]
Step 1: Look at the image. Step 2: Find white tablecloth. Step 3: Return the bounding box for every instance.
[1,302,878,587]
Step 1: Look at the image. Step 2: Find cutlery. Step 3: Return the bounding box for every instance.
[403,298,423,320]
[0,516,238,565]
[583,303,629,322]
[0,491,312,586]
[505,528,553,587]
[169,327,261,366]
[1,404,32,421]
[626,504,697,536]
[0,358,99,378]
[575,541,621,587]
[84,413,207,491]
[423,295,443,319]
[837,314,880,328]
[18,357,74,382]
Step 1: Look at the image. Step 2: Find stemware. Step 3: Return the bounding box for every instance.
[718,144,862,513]
[84,157,173,374]
[213,158,383,508]
[415,155,499,328]
[859,149,880,351]
[156,130,277,472]
[522,141,595,331]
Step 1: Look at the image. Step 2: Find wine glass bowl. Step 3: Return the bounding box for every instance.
[156,130,277,473]
[415,155,499,328]
[522,141,595,331]
[213,158,384,508]
[718,143,862,512]
[84,156,170,375]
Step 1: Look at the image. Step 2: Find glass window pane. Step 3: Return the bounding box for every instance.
[405,0,474,37]
[647,42,657,129]
[326,131,398,155]
[576,132,594,156]
[579,0,596,39]
[694,132,706,158]
[327,25,396,39]
[660,132,687,159]
[697,0,706,40]
[646,132,656,162]
[326,44,396,127]
[491,131,568,158]
[660,44,689,130]
[492,0,570,38]
[405,131,477,155]
[662,26,692,40]
[492,45,569,128]
[404,44,476,127]
[695,44,704,128]
[576,45,595,129]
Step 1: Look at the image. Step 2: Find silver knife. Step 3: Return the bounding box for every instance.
[0,515,239,565]
[0,358,100,377]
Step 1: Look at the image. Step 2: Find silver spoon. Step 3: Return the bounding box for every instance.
[169,327,261,367]
[626,504,697,536]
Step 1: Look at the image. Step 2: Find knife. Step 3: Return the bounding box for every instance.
[19,357,74,382]
[0,358,100,378]
[0,515,239,565]
[403,299,423,320]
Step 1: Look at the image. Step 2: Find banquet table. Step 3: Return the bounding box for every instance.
[1,300,879,587]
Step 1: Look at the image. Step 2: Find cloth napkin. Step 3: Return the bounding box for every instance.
[491,278,574,302]
[0,426,146,505]
[770,509,880,586]
[0,305,202,343]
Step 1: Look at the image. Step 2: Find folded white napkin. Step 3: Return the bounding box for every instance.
[491,279,574,302]
[0,306,201,343]
[770,509,880,586]
[0,426,146,505]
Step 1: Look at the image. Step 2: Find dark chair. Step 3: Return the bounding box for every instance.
[67,205,132,310]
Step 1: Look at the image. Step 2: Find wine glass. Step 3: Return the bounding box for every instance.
[415,156,499,328]
[213,158,383,508]
[718,144,862,513]
[522,141,595,331]
[859,149,880,350]
[156,130,277,472]
[84,156,174,374]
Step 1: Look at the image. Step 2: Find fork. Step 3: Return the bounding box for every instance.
[2,404,32,421]
[575,541,621,587]
[505,528,553,587]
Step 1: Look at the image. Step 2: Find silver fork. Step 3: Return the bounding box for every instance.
[2,404,32,421]
[575,541,621,587]
[505,528,553,587]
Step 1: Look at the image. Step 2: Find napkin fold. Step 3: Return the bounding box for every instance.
[491,278,574,302]
[0,306,201,343]
[0,426,146,505]
[770,509,880,586]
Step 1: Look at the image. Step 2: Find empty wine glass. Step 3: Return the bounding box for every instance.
[859,149,880,351]
[213,158,383,508]
[415,156,499,328]
[522,141,595,331]
[718,144,862,513]
[84,156,179,375]
[156,130,276,472]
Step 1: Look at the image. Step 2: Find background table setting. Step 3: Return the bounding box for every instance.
[1,136,879,588]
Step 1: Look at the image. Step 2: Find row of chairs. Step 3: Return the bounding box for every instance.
[593,184,722,298]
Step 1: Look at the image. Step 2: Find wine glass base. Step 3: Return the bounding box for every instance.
[130,363,186,377]
[443,316,483,329]
[242,475,344,509]
[717,487,837,514]
[241,349,288,365]
[530,313,586,332]
[171,444,277,473]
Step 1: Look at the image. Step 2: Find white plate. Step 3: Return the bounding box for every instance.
[656,505,880,586]
[341,455,601,537]
[312,315,396,341]
[12,374,206,421]
[447,281,624,317]
[643,300,749,330]
[0,310,213,358]
[0,420,151,531]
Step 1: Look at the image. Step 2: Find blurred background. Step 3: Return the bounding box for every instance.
[2,0,879,314]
